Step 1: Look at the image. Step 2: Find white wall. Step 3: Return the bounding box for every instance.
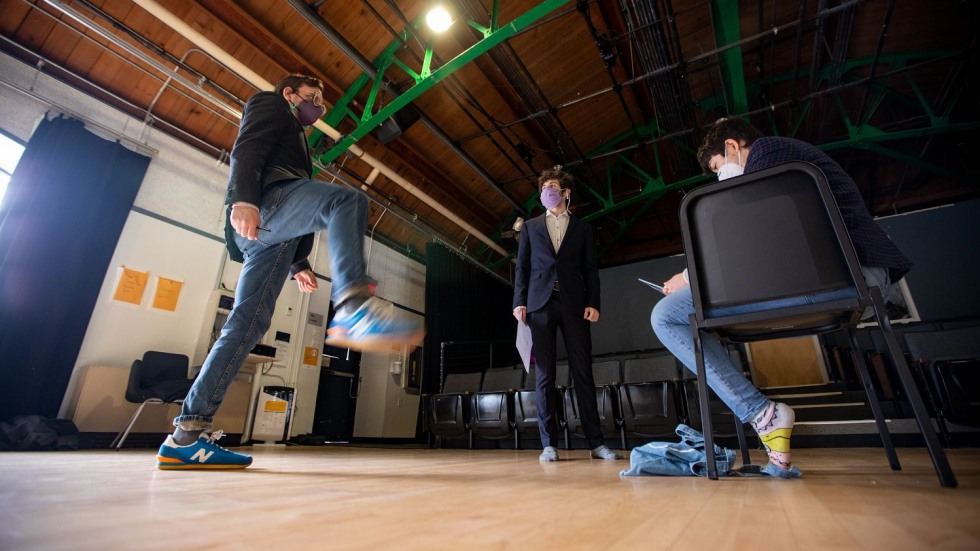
[0,51,427,439]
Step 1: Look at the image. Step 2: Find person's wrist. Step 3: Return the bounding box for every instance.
[231,202,259,212]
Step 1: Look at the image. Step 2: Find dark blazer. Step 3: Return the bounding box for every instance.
[513,212,600,315]
[222,91,313,274]
[744,137,913,282]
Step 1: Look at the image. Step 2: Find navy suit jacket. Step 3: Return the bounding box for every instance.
[513,212,600,315]
[744,137,912,282]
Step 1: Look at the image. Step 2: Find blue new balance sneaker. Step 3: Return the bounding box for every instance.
[156,431,252,470]
[326,297,425,352]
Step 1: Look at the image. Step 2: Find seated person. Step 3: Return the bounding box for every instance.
[650,117,912,476]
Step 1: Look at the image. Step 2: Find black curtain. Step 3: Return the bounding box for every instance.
[0,115,150,421]
[421,242,515,397]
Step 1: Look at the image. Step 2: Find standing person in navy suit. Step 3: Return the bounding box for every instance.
[513,166,621,462]
[651,117,912,477]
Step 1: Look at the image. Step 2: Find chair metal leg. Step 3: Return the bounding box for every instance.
[847,330,901,471]
[111,399,160,449]
[870,287,958,488]
[691,315,718,480]
[734,420,751,466]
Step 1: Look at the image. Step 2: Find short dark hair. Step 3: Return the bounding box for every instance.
[537,165,574,190]
[275,74,324,95]
[696,117,764,174]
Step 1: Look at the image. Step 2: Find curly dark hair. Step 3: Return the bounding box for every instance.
[696,117,764,174]
[537,165,574,190]
[274,74,324,95]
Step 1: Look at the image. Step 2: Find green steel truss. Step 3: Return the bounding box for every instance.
[482,48,977,266]
[314,0,571,165]
[308,1,973,271]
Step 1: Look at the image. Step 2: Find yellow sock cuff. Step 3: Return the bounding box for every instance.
[760,427,793,453]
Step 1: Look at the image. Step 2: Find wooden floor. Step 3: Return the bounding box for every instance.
[1,445,979,550]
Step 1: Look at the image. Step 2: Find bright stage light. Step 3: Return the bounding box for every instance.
[426,6,453,33]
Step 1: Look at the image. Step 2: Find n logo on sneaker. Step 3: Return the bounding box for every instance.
[191,449,215,463]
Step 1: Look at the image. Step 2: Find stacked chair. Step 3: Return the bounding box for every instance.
[514,366,540,448]
[426,371,483,448]
[470,366,526,448]
[905,325,980,447]
[619,355,682,443]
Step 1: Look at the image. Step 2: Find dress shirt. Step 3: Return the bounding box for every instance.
[545,208,570,252]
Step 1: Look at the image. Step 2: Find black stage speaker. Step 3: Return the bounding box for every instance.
[374,103,420,144]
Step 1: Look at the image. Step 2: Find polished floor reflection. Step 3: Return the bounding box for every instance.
[1,445,979,550]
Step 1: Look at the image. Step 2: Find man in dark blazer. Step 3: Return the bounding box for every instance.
[513,166,620,462]
[157,74,422,470]
[651,117,912,478]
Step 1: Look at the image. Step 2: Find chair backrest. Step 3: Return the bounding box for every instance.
[522,367,536,389]
[905,326,980,363]
[592,360,621,386]
[126,351,190,403]
[441,371,483,393]
[623,355,680,383]
[481,368,524,392]
[679,162,868,338]
[555,363,570,387]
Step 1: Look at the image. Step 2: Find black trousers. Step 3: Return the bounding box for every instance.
[528,292,604,448]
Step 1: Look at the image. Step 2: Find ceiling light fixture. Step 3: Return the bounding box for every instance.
[425,5,453,33]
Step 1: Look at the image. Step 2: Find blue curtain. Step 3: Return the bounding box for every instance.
[0,115,150,421]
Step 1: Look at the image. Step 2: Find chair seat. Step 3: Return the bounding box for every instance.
[703,295,863,340]
[705,287,859,318]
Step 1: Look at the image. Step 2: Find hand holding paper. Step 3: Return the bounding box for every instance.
[516,320,533,372]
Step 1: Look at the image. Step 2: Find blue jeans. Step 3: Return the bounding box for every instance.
[650,267,892,424]
[176,178,368,430]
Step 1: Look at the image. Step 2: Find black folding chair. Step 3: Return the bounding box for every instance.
[111,351,193,449]
[679,161,956,487]
[514,366,540,447]
[619,355,682,441]
[905,326,980,447]
[426,371,483,448]
[470,367,525,447]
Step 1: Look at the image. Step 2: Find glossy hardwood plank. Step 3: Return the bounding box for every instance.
[0,446,978,550]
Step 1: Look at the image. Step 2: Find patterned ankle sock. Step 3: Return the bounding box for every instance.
[752,402,795,470]
[173,428,203,446]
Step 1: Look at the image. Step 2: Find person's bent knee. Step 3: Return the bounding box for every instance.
[650,294,677,330]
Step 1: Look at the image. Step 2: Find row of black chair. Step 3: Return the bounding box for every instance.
[904,325,980,447]
[425,354,745,451]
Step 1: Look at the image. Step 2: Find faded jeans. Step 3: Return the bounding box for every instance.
[175,178,369,431]
[650,266,894,423]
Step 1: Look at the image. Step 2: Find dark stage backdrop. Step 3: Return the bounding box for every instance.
[421,242,515,396]
[0,115,149,421]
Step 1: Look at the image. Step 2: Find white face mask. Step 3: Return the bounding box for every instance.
[716,148,744,181]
